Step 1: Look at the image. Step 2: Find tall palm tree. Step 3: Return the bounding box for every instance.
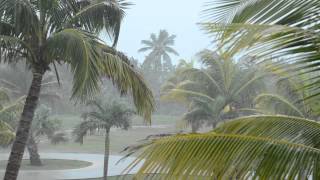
[139,30,179,73]
[0,1,154,179]
[162,50,264,132]
[73,100,133,180]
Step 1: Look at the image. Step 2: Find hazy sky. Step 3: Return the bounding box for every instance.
[113,0,212,64]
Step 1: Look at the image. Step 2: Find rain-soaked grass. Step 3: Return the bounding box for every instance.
[36,114,181,155]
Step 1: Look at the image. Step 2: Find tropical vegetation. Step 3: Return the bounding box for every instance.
[26,105,67,166]
[139,30,178,75]
[127,115,320,179]
[125,0,320,179]
[73,99,133,180]
[161,50,264,132]
[0,0,154,179]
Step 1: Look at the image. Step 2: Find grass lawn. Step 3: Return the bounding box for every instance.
[39,124,179,154]
[0,159,92,171]
[35,114,182,154]
[52,114,180,130]
[0,114,182,180]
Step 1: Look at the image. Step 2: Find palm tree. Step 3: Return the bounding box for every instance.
[0,1,154,179]
[161,50,264,132]
[139,30,179,74]
[73,100,133,180]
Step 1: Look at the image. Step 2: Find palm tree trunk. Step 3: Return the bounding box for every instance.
[103,128,110,180]
[4,68,45,180]
[27,135,42,166]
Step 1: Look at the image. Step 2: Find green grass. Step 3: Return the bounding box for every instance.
[52,114,180,130]
[39,124,179,154]
[35,114,181,154]
[0,159,92,171]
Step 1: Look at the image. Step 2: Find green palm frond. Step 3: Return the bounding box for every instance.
[214,115,320,148]
[254,93,304,117]
[202,0,320,101]
[161,89,216,104]
[0,88,9,103]
[161,51,264,130]
[46,29,154,121]
[126,133,320,179]
[73,99,133,144]
[127,115,320,179]
[0,120,15,145]
[73,119,104,144]
[66,0,131,46]
[46,29,104,100]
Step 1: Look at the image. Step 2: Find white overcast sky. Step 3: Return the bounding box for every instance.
[104,0,212,64]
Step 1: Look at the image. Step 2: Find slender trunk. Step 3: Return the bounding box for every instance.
[27,135,42,166]
[103,128,110,180]
[4,69,45,180]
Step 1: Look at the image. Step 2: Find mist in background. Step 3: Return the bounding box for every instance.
[102,0,211,63]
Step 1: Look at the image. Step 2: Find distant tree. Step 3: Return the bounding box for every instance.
[73,100,133,180]
[245,74,319,119]
[139,30,178,114]
[162,50,265,132]
[139,30,179,81]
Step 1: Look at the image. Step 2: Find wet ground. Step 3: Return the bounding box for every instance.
[0,153,140,180]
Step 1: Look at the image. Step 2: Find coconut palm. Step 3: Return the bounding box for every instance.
[0,1,154,179]
[161,50,265,132]
[73,100,133,180]
[139,30,179,73]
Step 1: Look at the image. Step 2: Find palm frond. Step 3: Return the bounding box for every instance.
[202,0,320,102]
[0,120,15,145]
[214,115,320,148]
[46,29,154,121]
[254,93,304,117]
[161,89,216,104]
[66,0,131,46]
[72,119,104,144]
[126,133,320,179]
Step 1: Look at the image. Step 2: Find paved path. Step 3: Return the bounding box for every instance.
[0,153,140,180]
